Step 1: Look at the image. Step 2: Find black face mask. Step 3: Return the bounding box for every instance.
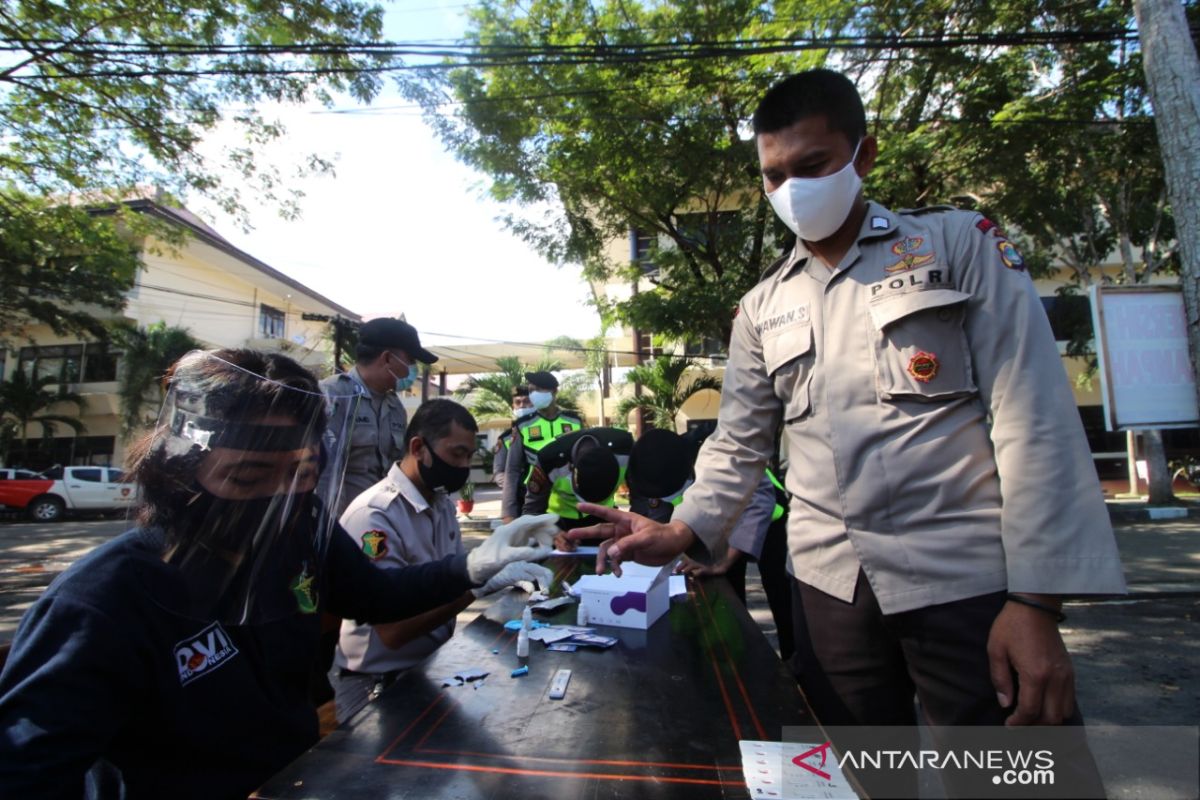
[418,444,470,494]
[173,486,314,552]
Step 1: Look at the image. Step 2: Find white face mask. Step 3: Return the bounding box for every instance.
[766,140,863,242]
[529,390,554,410]
[514,405,538,420]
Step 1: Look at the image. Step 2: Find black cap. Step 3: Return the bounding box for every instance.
[358,318,438,364]
[573,444,620,503]
[627,428,693,499]
[524,371,558,391]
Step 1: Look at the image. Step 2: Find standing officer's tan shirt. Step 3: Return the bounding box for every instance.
[674,202,1126,614]
[319,367,408,518]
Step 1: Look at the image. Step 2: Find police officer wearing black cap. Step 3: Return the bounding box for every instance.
[500,371,583,521]
[318,317,439,519]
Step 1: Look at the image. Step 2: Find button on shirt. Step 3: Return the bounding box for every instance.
[319,368,409,518]
[335,464,464,674]
[674,202,1126,614]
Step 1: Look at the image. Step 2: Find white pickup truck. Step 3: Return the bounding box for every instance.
[0,466,136,522]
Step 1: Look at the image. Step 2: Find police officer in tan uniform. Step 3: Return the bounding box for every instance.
[571,70,1124,797]
[332,399,553,723]
[318,318,438,518]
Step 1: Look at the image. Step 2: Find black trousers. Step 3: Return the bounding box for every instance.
[724,515,795,661]
[790,570,1105,798]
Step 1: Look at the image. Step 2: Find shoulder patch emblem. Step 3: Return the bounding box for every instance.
[526,427,544,442]
[871,216,890,230]
[290,562,318,614]
[560,423,574,434]
[976,217,1008,239]
[361,530,388,560]
[907,352,940,383]
[997,239,1025,271]
[885,236,936,274]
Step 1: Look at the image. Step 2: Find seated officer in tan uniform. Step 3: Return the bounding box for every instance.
[333,399,553,723]
[571,69,1125,797]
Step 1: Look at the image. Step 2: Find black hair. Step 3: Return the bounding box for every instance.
[404,398,478,449]
[355,343,386,364]
[511,385,530,399]
[752,69,867,146]
[126,349,323,531]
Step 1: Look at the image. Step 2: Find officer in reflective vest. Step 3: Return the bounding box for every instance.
[520,427,632,549]
[493,385,536,495]
[500,371,584,521]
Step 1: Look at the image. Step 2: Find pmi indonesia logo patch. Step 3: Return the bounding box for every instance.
[174,621,239,686]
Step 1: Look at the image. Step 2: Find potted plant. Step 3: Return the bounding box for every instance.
[456,481,475,515]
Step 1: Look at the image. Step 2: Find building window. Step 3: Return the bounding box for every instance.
[259,305,286,339]
[636,332,663,358]
[675,210,738,251]
[630,227,657,275]
[18,344,83,383]
[1040,295,1091,343]
[684,336,727,359]
[81,342,118,383]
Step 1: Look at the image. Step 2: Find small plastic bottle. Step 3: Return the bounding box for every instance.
[516,607,532,657]
[576,604,589,626]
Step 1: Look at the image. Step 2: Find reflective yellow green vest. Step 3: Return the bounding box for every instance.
[766,468,786,522]
[518,413,580,484]
[518,414,580,454]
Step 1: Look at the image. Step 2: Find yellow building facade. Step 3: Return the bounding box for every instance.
[1,200,359,471]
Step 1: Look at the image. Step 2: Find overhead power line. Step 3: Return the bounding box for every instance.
[0,27,1163,81]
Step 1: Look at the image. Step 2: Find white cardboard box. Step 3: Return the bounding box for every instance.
[572,561,672,630]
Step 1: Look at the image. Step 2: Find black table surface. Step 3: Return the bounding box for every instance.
[254,558,814,799]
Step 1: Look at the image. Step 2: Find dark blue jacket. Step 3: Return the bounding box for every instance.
[0,525,470,799]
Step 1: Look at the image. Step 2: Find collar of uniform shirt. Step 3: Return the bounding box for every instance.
[391,463,433,515]
[780,201,898,282]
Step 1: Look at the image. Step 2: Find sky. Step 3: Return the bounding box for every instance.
[189,1,601,349]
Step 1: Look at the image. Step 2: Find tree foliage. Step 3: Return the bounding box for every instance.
[615,355,722,430]
[0,369,86,466]
[414,0,1172,351]
[455,353,583,422]
[0,193,144,346]
[0,0,396,343]
[113,321,204,435]
[409,0,851,345]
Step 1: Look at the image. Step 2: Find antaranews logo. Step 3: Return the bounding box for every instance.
[797,741,1055,787]
[174,621,239,686]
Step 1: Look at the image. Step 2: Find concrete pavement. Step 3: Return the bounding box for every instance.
[1,491,1197,797]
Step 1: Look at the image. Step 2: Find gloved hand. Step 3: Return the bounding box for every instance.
[465,513,558,584]
[471,561,556,598]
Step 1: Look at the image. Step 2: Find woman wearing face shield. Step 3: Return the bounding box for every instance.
[0,349,557,799]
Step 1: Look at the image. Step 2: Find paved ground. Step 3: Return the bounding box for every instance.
[1,490,1197,797]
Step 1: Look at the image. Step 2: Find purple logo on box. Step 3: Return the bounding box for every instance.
[610,591,647,616]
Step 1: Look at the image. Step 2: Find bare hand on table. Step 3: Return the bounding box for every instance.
[568,503,695,576]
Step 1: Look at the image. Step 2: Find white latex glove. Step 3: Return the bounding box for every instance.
[465,513,558,584]
[471,561,556,598]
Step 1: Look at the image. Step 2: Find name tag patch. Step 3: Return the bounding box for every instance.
[756,304,811,336]
[869,265,952,299]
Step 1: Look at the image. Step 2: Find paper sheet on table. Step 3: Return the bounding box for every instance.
[669,574,687,598]
[551,546,600,556]
[739,740,859,799]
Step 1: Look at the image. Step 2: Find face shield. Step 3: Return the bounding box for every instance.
[142,350,357,625]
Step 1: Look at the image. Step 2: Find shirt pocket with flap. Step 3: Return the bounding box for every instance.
[868,288,977,401]
[762,324,815,423]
